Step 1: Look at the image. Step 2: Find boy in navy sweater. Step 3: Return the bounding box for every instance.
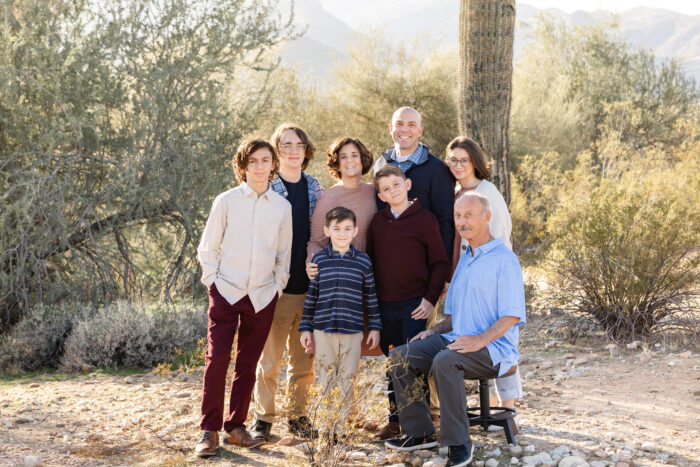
[299,207,381,428]
[366,164,449,439]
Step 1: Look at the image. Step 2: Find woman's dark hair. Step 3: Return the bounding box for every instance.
[445,136,492,180]
[325,137,374,180]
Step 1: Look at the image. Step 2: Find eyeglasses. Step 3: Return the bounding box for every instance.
[446,157,471,167]
[280,143,307,153]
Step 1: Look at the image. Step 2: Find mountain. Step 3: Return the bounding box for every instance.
[277,0,700,83]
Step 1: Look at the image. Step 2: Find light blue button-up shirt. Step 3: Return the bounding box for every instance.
[441,238,526,376]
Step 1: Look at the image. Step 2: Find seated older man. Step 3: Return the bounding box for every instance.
[385,192,526,467]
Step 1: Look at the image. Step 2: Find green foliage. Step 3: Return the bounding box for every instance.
[542,135,700,340]
[0,0,294,326]
[60,301,207,370]
[511,15,698,167]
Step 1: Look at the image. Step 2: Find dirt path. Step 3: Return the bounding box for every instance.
[1,321,698,467]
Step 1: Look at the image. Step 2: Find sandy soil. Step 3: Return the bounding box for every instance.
[1,318,698,467]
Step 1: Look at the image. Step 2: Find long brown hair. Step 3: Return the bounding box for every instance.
[445,136,492,180]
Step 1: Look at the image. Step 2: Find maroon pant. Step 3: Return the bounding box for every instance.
[200,284,277,432]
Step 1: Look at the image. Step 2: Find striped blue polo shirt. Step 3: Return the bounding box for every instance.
[299,245,381,334]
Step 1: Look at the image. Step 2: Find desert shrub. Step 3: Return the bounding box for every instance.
[61,301,207,370]
[0,302,95,373]
[544,148,700,341]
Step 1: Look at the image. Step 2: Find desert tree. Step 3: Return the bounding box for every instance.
[0,0,296,326]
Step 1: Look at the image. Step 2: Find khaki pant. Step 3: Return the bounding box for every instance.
[313,330,363,428]
[253,293,314,422]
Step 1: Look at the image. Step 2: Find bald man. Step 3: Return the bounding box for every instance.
[385,193,526,467]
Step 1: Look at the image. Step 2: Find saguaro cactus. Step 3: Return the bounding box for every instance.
[458,0,516,204]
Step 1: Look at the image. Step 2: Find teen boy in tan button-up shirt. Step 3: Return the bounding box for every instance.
[194,138,292,457]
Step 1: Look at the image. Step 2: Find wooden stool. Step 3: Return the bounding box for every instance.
[465,364,518,445]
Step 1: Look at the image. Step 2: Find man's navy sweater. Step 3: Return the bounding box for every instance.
[366,200,449,306]
[374,146,456,265]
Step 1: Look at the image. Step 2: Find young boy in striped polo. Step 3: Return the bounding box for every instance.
[299,207,381,429]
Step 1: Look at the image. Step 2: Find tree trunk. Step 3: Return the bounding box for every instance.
[458,0,515,204]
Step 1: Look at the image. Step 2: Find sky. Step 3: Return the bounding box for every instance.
[521,1,699,15]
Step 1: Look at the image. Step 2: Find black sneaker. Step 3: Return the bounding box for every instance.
[250,419,272,441]
[384,433,438,451]
[288,416,317,438]
[447,442,474,467]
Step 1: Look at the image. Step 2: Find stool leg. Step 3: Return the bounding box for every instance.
[479,379,490,430]
[504,417,518,445]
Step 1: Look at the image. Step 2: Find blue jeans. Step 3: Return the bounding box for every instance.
[379,297,428,423]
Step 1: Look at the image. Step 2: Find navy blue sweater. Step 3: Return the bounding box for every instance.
[299,245,381,334]
[375,147,456,264]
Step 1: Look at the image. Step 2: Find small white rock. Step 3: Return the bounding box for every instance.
[424,457,447,467]
[558,456,589,467]
[524,445,536,453]
[486,448,503,457]
[486,459,500,467]
[124,376,133,384]
[24,456,43,467]
[349,451,368,461]
[511,457,520,464]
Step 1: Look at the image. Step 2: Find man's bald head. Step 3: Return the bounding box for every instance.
[454,192,492,247]
[389,107,424,155]
[391,107,422,126]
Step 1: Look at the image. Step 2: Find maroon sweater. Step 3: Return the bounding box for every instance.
[366,200,449,305]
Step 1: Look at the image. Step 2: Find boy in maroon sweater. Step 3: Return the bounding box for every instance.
[366,164,449,439]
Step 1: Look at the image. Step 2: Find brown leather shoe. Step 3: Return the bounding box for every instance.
[224,427,265,448]
[194,430,219,457]
[375,421,401,440]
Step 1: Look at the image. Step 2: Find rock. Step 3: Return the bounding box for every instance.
[615,463,630,467]
[375,455,388,465]
[594,451,607,459]
[178,374,189,382]
[545,340,559,349]
[508,446,524,457]
[639,442,657,453]
[387,464,407,467]
[414,450,433,459]
[550,446,570,457]
[28,382,40,388]
[626,341,640,350]
[15,417,34,424]
[410,456,423,466]
[486,448,503,457]
[24,456,42,467]
[511,457,520,464]
[473,462,485,467]
[540,361,553,369]
[295,442,313,454]
[81,364,96,372]
[523,453,554,466]
[439,446,449,456]
[590,462,606,467]
[680,351,692,359]
[558,456,589,467]
[349,451,368,461]
[569,369,582,377]
[486,459,500,467]
[142,382,151,388]
[277,435,297,446]
[124,376,133,384]
[424,458,447,467]
[524,445,536,453]
[175,392,191,398]
[668,361,676,367]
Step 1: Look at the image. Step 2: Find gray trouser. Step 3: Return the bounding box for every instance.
[389,334,499,446]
